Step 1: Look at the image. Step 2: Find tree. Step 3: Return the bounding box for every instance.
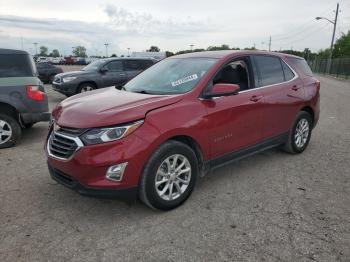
[72,46,87,57]
[39,46,48,56]
[207,44,231,51]
[50,49,60,57]
[148,46,160,52]
[332,31,350,58]
[111,53,117,57]
[165,51,174,57]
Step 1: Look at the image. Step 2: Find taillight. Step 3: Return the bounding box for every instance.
[26,85,45,101]
[316,80,320,92]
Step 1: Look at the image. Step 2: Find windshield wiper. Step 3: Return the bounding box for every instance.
[131,89,155,94]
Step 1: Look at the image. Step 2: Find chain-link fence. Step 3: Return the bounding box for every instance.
[308,57,350,79]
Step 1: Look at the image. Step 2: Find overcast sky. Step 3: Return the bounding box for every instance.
[0,0,349,56]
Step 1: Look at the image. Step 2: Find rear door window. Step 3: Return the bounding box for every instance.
[124,60,145,71]
[253,55,285,87]
[0,54,36,77]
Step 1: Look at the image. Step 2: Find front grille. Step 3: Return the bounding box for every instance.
[48,132,78,160]
[57,126,86,137]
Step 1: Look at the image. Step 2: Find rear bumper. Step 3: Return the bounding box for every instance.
[21,112,51,124]
[48,163,138,199]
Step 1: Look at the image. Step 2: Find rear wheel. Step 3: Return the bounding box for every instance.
[139,140,198,210]
[0,114,21,149]
[78,83,96,93]
[282,111,312,154]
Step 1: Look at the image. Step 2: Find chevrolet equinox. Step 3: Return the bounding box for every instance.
[46,51,320,210]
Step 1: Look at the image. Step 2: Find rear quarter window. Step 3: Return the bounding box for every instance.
[288,57,313,76]
[0,54,36,77]
[253,55,285,86]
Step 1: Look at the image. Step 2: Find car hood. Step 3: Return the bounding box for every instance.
[56,70,93,78]
[52,87,183,128]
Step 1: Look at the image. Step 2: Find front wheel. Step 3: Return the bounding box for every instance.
[282,111,312,154]
[77,83,96,93]
[139,140,198,210]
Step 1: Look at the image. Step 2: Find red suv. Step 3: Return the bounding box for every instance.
[46,51,320,210]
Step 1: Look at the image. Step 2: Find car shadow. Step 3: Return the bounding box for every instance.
[19,123,50,147]
[39,147,286,218]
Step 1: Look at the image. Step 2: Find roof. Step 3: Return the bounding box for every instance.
[0,48,29,55]
[102,57,156,62]
[171,50,304,60]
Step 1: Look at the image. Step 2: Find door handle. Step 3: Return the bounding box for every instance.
[250,95,263,102]
[119,73,126,76]
[292,85,301,91]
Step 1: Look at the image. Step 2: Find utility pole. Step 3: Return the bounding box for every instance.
[104,43,109,57]
[328,2,339,74]
[316,2,339,74]
[268,36,271,52]
[33,42,38,55]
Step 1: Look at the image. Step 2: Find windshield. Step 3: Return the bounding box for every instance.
[0,54,37,77]
[82,60,105,71]
[124,58,217,94]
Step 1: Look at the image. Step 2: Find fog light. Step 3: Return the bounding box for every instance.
[106,163,127,182]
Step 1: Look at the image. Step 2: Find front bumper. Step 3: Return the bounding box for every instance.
[52,81,78,95]
[46,131,152,197]
[48,163,137,199]
[21,112,51,124]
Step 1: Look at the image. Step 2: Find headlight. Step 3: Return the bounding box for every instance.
[80,120,144,145]
[62,76,77,82]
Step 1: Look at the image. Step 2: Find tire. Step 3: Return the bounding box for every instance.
[282,111,312,154]
[49,74,55,84]
[77,83,96,94]
[0,114,22,149]
[139,140,199,210]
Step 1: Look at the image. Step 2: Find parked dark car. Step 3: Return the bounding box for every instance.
[52,57,156,96]
[0,48,50,148]
[36,63,63,84]
[47,51,320,210]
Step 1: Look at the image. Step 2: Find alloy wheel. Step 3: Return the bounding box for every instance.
[155,154,192,201]
[294,118,309,148]
[0,120,13,145]
[81,86,95,93]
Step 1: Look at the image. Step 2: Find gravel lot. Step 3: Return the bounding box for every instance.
[1,69,349,261]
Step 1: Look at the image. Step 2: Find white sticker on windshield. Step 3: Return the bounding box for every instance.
[171,74,198,87]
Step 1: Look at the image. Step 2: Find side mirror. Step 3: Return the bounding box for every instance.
[203,83,240,99]
[100,68,108,73]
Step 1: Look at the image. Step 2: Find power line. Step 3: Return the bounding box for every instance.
[278,23,332,50]
[272,1,341,41]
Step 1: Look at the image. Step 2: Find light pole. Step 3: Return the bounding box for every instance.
[190,44,194,51]
[316,2,339,74]
[33,42,38,55]
[104,43,109,57]
[127,48,130,56]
